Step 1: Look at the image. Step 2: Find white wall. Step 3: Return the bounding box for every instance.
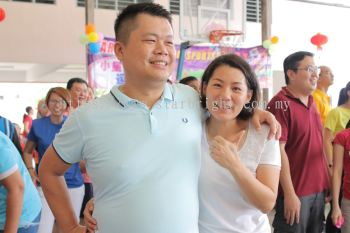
[0,82,65,125]
[0,0,245,65]
[0,0,116,64]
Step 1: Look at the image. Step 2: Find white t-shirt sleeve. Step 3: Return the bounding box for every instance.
[52,112,84,164]
[259,138,281,167]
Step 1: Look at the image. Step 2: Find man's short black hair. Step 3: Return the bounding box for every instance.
[283,51,314,85]
[66,77,88,90]
[179,76,198,85]
[114,3,172,44]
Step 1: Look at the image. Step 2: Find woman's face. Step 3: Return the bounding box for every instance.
[203,65,252,122]
[47,93,68,117]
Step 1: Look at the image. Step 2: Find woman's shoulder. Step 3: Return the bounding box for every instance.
[247,120,270,140]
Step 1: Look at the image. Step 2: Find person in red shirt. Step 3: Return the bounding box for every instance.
[332,120,350,232]
[22,106,33,138]
[267,51,329,233]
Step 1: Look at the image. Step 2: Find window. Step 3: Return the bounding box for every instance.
[98,0,115,9]
[246,0,261,23]
[180,0,231,17]
[6,0,55,3]
[77,0,153,10]
[117,0,153,11]
[77,0,115,9]
[170,0,179,15]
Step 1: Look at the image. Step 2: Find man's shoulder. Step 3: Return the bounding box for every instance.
[270,89,289,102]
[170,83,199,99]
[74,93,114,114]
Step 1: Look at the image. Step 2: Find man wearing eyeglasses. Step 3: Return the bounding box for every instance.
[312,66,334,125]
[267,51,328,233]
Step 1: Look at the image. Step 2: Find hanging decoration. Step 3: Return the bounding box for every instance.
[262,36,279,55]
[0,7,6,22]
[79,23,104,55]
[310,33,328,50]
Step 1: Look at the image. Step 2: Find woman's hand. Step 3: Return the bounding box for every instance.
[331,204,343,227]
[209,132,245,170]
[83,198,98,232]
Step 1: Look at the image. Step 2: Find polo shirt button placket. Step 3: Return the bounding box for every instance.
[149,111,158,134]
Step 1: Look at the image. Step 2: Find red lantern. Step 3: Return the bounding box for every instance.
[0,8,5,22]
[311,33,328,50]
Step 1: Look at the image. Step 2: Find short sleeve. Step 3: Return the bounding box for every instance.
[267,97,290,142]
[334,130,347,147]
[27,120,38,142]
[325,109,339,132]
[259,138,281,167]
[52,112,84,164]
[0,142,19,180]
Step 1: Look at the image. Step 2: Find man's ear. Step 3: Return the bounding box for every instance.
[114,41,124,61]
[286,69,295,82]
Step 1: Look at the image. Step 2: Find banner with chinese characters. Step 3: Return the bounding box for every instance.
[88,38,271,93]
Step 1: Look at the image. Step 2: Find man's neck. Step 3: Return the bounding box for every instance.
[121,81,165,109]
[316,84,328,94]
[286,85,309,105]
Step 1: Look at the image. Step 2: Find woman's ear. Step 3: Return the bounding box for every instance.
[245,90,253,103]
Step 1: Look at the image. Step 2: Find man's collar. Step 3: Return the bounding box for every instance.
[110,83,174,107]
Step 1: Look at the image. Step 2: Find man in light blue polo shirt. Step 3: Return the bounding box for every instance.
[38,3,279,233]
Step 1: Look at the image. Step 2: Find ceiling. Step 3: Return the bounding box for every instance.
[0,63,86,83]
[0,0,349,83]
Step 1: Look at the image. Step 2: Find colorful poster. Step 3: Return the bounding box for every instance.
[88,38,271,93]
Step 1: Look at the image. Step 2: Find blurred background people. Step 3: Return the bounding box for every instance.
[0,115,23,156]
[66,77,88,109]
[23,87,84,233]
[312,65,334,125]
[87,85,95,102]
[179,76,200,92]
[0,131,41,233]
[22,106,33,138]
[36,99,50,119]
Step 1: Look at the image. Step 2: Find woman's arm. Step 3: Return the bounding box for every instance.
[1,169,24,233]
[232,163,280,213]
[23,140,39,184]
[324,128,334,176]
[331,144,345,225]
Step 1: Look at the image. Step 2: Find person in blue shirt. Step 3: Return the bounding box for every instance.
[0,131,41,233]
[38,3,280,233]
[23,87,84,233]
[0,115,23,156]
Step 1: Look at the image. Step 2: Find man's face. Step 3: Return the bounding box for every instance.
[289,56,318,95]
[114,14,176,84]
[319,66,334,86]
[70,82,88,108]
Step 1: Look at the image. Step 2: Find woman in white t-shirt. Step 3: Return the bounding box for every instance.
[198,54,281,233]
